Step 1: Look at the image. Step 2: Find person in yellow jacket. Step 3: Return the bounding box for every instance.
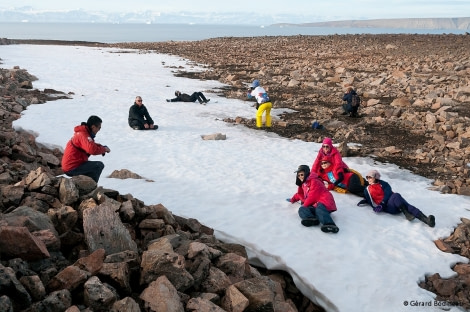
[247,79,272,128]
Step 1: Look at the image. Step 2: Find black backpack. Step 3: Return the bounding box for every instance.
[351,94,361,107]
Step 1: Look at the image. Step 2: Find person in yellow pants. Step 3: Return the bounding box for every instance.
[247,79,272,128]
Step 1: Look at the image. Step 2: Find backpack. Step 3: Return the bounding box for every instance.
[351,94,361,107]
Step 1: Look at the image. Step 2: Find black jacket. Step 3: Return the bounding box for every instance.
[128,103,154,127]
[169,93,194,102]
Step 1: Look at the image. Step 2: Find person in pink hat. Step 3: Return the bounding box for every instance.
[311,137,349,177]
[357,169,435,227]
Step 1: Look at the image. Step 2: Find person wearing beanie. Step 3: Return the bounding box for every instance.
[317,155,366,196]
[342,86,360,117]
[61,115,111,183]
[357,169,436,227]
[166,90,210,104]
[247,79,272,128]
[311,137,349,177]
[287,165,339,233]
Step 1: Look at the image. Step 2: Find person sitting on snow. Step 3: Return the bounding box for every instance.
[128,96,158,130]
[166,90,210,104]
[311,137,349,176]
[287,165,339,233]
[317,155,366,197]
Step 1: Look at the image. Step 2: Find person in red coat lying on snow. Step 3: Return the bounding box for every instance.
[288,164,339,233]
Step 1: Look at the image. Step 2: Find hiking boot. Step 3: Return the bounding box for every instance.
[398,204,415,221]
[321,223,339,233]
[417,212,435,227]
[204,99,210,103]
[341,111,348,115]
[301,218,320,227]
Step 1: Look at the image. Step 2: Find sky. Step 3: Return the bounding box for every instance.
[2,0,470,20]
[1,44,470,312]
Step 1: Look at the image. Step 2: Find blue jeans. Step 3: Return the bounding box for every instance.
[298,203,335,225]
[65,160,104,183]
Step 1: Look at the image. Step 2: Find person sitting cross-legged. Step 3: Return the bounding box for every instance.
[128,96,158,130]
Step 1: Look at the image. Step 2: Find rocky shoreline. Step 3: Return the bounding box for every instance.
[1,35,470,310]
[0,60,320,311]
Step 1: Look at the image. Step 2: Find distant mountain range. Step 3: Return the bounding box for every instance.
[0,6,469,30]
[278,17,470,30]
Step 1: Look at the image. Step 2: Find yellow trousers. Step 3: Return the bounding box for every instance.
[256,102,272,128]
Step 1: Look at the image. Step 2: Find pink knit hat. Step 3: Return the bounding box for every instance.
[322,137,333,146]
[366,170,381,179]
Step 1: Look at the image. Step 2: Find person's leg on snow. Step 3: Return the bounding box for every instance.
[388,193,417,219]
[264,102,272,127]
[298,206,319,227]
[315,203,339,233]
[387,193,434,226]
[189,92,201,103]
[198,92,209,103]
[348,173,365,196]
[417,212,436,227]
[129,120,144,130]
[256,102,272,128]
[256,105,264,128]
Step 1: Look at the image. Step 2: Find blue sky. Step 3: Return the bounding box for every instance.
[3,0,469,21]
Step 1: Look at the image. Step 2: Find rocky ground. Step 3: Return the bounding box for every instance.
[2,35,470,310]
[108,33,470,195]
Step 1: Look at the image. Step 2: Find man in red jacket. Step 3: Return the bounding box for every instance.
[61,115,111,183]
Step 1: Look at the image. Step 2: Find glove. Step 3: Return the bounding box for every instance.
[373,205,383,213]
[357,199,367,206]
[286,198,292,202]
[166,99,170,102]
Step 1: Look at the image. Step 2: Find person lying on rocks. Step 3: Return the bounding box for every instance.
[317,155,366,197]
[166,90,210,104]
[357,170,436,227]
[61,115,111,183]
[128,96,158,130]
[287,165,339,233]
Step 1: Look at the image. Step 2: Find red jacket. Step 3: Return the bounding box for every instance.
[61,125,107,172]
[290,173,337,212]
[312,146,348,176]
[318,166,354,191]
